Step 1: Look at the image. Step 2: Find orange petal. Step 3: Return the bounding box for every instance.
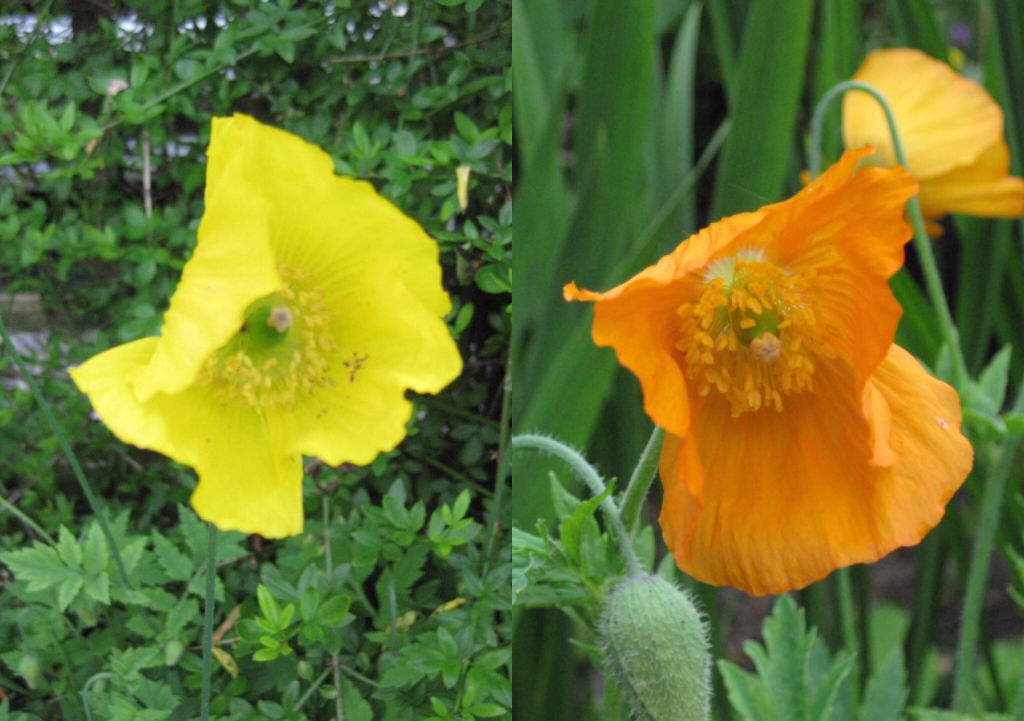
[766,149,917,390]
[563,212,764,437]
[658,345,971,595]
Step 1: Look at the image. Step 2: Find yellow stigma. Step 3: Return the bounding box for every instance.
[199,265,336,409]
[676,253,832,416]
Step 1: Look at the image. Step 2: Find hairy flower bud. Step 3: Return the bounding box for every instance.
[600,574,710,721]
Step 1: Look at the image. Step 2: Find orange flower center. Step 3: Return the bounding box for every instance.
[676,252,831,416]
[199,265,336,409]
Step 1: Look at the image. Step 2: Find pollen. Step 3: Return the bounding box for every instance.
[199,265,336,409]
[676,255,833,416]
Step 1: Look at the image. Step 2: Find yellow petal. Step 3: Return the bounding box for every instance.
[917,141,1024,218]
[71,338,304,538]
[843,47,1024,221]
[130,121,282,402]
[844,48,1003,178]
[280,269,461,465]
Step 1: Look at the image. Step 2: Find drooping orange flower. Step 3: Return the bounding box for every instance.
[565,148,973,595]
[843,47,1024,224]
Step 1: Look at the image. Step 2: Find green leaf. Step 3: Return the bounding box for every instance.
[82,523,110,576]
[57,525,82,568]
[710,0,813,219]
[151,532,193,582]
[718,595,852,721]
[558,480,612,566]
[860,646,908,721]
[977,344,1013,412]
[720,662,774,720]
[257,584,280,625]
[1,542,80,608]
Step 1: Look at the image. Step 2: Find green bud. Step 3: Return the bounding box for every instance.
[600,574,710,721]
[164,639,185,666]
[18,652,43,690]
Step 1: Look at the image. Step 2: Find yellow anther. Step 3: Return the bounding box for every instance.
[676,256,831,416]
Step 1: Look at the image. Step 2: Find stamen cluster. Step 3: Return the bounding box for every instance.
[676,255,830,416]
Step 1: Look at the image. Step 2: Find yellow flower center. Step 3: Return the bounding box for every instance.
[676,252,832,416]
[200,265,336,409]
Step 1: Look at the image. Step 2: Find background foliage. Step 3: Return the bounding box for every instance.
[0,1,510,719]
[513,0,1024,719]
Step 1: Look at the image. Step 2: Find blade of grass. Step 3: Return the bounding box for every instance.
[710,0,813,219]
[654,1,702,243]
[887,0,947,60]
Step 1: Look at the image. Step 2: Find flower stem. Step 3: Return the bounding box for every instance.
[618,427,665,531]
[200,523,218,721]
[510,434,641,576]
[808,80,969,390]
[952,439,1020,710]
[836,568,860,689]
[323,495,345,721]
[0,493,55,545]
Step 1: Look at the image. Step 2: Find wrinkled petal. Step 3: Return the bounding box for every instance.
[843,47,1024,221]
[918,141,1024,218]
[71,338,304,537]
[129,128,282,402]
[659,346,970,595]
[282,268,461,465]
[564,212,764,437]
[756,148,917,390]
[71,115,461,538]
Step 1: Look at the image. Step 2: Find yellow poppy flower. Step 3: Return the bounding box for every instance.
[71,115,462,538]
[843,47,1024,223]
[565,148,973,595]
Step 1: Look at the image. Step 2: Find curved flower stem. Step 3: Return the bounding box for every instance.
[80,672,114,721]
[951,439,1020,710]
[618,427,665,532]
[0,493,55,545]
[510,434,641,576]
[809,80,969,391]
[199,523,218,721]
[0,313,143,603]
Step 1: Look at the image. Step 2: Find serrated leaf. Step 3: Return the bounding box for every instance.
[860,646,908,721]
[1,543,79,597]
[57,526,82,568]
[151,532,193,582]
[58,576,83,611]
[82,571,110,605]
[111,646,162,681]
[558,479,612,565]
[719,662,774,720]
[719,595,854,721]
[807,650,852,721]
[82,523,109,575]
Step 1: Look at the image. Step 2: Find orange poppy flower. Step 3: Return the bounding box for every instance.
[565,148,973,595]
[843,47,1024,224]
